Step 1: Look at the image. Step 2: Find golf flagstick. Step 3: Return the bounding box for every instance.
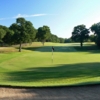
[52,49,53,63]
[52,46,54,63]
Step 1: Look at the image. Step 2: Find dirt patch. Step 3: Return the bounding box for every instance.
[0,85,100,100]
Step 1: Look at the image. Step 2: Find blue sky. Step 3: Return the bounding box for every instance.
[0,0,100,38]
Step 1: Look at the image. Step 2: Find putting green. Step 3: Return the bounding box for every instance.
[0,42,100,87]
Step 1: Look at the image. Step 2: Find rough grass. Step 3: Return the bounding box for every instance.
[0,42,100,87]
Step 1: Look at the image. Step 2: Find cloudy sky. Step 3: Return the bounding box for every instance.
[0,0,100,38]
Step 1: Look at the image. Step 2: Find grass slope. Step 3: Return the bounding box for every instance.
[0,42,100,87]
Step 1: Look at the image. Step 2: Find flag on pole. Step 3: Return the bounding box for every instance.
[52,46,54,63]
[52,46,54,51]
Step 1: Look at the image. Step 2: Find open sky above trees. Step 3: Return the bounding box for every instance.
[1,0,100,38]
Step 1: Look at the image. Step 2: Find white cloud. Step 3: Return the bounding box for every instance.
[30,14,47,17]
[0,13,48,20]
[0,17,11,20]
[14,13,47,18]
[0,18,5,20]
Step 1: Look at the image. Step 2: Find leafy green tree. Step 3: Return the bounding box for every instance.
[59,37,65,43]
[10,17,36,52]
[64,38,73,43]
[36,26,51,45]
[72,25,90,47]
[49,34,56,42]
[9,23,20,44]
[0,25,9,46]
[50,34,59,43]
[91,23,100,46]
[3,29,14,45]
[0,28,6,43]
[89,34,96,42]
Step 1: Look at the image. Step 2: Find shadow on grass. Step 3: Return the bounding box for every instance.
[23,45,100,54]
[22,46,42,51]
[74,45,100,51]
[4,62,100,83]
[23,46,76,52]
[73,45,100,54]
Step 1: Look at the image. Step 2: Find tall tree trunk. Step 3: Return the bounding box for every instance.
[42,40,45,46]
[42,42,44,46]
[19,42,22,52]
[80,41,83,48]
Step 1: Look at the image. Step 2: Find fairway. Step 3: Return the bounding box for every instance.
[0,42,100,87]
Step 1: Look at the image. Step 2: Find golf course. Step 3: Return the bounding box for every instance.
[0,42,100,87]
[1,0,100,99]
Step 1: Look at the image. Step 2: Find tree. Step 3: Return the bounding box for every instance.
[10,17,36,52]
[36,26,51,45]
[49,34,59,43]
[0,25,9,46]
[3,29,14,45]
[64,38,73,43]
[59,37,65,43]
[0,28,6,44]
[89,34,96,42]
[71,25,90,47]
[91,23,100,46]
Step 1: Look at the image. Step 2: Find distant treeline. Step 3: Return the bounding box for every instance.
[0,17,99,52]
[0,17,66,52]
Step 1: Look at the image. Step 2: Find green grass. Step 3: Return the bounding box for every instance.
[0,42,100,87]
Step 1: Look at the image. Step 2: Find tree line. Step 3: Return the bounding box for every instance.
[1,17,99,52]
[71,23,100,47]
[0,17,65,52]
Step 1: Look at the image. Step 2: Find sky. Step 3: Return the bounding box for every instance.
[0,0,100,38]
